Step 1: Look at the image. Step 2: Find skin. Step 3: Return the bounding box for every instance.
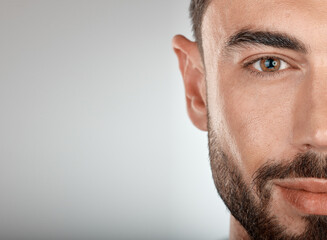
[173,0,327,239]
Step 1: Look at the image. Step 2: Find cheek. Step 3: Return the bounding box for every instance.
[217,73,297,182]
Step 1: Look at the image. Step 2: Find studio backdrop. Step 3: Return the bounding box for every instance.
[0,1,229,239]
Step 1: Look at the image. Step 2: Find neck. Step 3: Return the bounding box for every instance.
[229,215,250,240]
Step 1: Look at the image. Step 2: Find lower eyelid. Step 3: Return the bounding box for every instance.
[247,69,283,79]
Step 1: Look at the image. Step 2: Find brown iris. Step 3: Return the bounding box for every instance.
[260,58,281,72]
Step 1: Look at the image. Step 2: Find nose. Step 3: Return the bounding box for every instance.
[292,68,327,152]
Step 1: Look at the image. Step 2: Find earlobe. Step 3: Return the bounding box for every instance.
[172,35,207,131]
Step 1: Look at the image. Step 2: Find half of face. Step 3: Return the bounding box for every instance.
[174,0,327,239]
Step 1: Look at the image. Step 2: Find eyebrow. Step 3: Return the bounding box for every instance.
[225,29,308,54]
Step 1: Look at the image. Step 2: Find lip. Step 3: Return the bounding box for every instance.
[275,178,327,193]
[275,178,327,215]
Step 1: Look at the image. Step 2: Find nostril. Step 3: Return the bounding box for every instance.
[303,144,312,151]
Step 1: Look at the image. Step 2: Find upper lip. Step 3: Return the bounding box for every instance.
[274,178,327,193]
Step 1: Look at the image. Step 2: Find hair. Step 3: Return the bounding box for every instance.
[189,0,211,47]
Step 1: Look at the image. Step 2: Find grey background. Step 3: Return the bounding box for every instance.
[0,0,229,239]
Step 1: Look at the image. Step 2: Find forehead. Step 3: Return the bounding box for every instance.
[202,0,327,51]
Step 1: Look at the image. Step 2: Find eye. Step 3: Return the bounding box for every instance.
[253,57,289,72]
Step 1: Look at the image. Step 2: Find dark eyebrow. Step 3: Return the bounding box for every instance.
[225,29,308,54]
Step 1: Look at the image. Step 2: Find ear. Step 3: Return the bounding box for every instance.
[172,35,207,131]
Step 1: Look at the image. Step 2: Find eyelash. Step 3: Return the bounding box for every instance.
[242,56,288,78]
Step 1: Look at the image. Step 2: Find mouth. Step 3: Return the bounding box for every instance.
[275,178,327,216]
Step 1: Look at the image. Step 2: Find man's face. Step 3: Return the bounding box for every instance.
[202,0,327,238]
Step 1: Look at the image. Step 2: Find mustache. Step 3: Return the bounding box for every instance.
[253,151,327,200]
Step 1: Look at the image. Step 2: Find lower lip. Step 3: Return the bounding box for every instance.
[278,186,327,215]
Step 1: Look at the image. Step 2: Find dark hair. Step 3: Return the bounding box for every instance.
[189,0,211,47]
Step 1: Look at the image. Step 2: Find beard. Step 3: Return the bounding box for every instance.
[208,122,327,240]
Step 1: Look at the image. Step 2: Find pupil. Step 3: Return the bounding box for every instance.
[265,59,278,69]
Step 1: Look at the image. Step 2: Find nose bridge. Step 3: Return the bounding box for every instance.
[293,65,327,151]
